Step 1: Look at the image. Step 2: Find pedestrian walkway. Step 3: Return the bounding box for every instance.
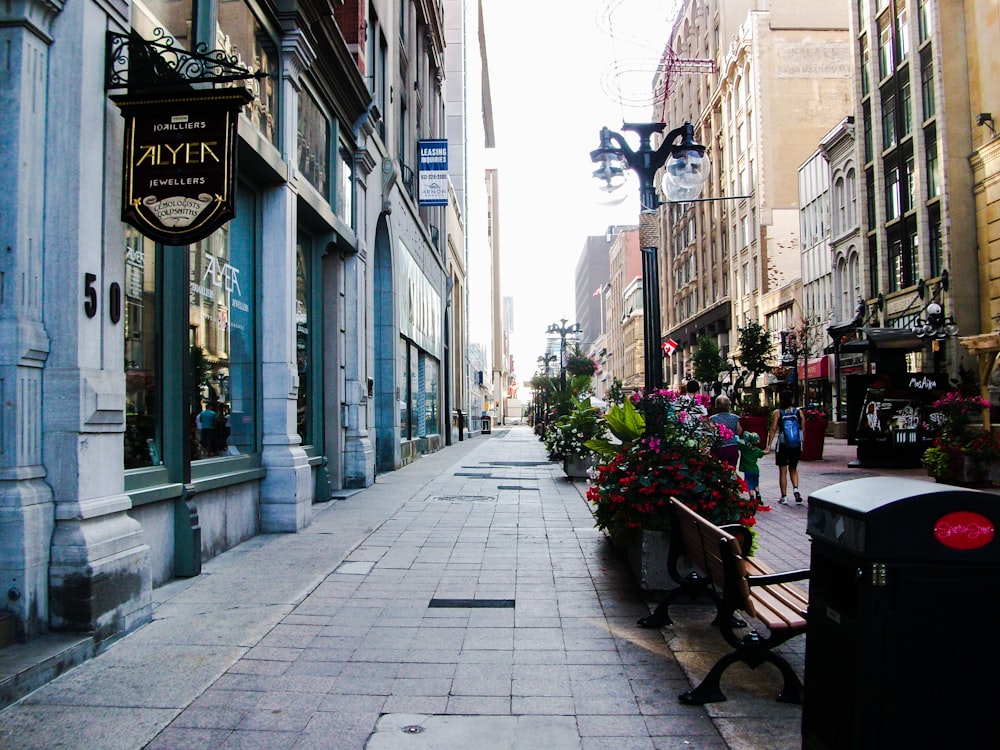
[0,427,955,749]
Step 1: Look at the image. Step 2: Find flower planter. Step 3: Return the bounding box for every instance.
[562,455,593,479]
[801,419,828,461]
[624,528,673,591]
[739,415,770,441]
[933,457,1000,487]
[622,528,693,591]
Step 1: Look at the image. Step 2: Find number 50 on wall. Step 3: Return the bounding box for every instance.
[84,273,122,324]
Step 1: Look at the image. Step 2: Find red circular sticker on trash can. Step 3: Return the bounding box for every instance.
[933,511,995,550]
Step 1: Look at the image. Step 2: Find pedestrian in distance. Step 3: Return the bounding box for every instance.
[709,394,743,467]
[767,389,805,505]
[737,431,767,505]
[675,378,708,418]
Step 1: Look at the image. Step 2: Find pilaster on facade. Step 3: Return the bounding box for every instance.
[40,0,152,642]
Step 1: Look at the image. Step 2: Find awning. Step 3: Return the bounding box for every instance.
[841,327,925,353]
[797,356,830,381]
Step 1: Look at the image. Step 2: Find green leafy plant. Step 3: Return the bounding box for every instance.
[692,335,725,386]
[543,397,607,462]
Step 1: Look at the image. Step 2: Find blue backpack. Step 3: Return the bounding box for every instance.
[779,408,801,448]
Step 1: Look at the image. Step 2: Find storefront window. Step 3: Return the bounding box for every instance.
[338,146,354,225]
[424,355,438,435]
[298,88,330,197]
[296,240,310,444]
[125,228,159,469]
[189,187,256,459]
[399,342,411,438]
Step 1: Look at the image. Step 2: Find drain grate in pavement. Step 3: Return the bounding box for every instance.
[484,461,551,467]
[453,472,538,480]
[430,495,496,502]
[428,598,515,608]
[817,471,863,479]
[497,485,538,491]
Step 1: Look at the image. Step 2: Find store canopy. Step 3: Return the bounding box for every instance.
[841,327,924,353]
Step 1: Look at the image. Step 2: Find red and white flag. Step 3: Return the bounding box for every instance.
[662,338,679,356]
[592,285,603,297]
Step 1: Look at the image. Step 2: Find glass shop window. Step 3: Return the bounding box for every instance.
[298,88,330,198]
[188,191,256,459]
[124,228,160,469]
[420,354,441,437]
[295,239,310,444]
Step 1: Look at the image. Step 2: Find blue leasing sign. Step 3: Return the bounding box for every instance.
[418,139,448,206]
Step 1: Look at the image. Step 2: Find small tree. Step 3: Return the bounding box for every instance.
[607,377,625,406]
[737,320,775,394]
[691,335,724,387]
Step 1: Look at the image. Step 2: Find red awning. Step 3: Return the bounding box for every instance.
[797,356,830,381]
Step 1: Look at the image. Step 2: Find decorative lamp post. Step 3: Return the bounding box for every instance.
[547,319,581,391]
[914,270,959,376]
[590,122,709,391]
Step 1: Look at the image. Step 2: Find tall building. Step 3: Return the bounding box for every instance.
[575,230,616,354]
[657,0,852,389]
[605,229,644,394]
[818,117,863,422]
[850,0,979,381]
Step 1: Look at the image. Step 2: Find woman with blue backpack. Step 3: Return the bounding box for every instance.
[766,390,805,505]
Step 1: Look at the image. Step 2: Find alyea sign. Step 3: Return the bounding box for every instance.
[113,88,253,246]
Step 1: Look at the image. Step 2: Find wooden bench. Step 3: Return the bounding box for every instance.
[638,497,809,705]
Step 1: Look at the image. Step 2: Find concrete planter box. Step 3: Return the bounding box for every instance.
[562,455,593,479]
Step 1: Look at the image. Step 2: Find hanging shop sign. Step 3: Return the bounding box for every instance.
[418,139,449,206]
[112,88,253,246]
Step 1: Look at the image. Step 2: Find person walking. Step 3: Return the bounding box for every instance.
[710,394,742,467]
[767,389,805,505]
[737,431,767,504]
[675,379,708,418]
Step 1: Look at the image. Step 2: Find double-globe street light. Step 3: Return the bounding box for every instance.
[547,318,581,391]
[590,122,710,391]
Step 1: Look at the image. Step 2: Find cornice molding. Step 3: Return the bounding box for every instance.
[0,0,65,43]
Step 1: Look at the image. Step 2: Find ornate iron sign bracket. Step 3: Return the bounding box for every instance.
[105,29,267,92]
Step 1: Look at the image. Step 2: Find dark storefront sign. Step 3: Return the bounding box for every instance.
[847,372,949,467]
[113,88,252,246]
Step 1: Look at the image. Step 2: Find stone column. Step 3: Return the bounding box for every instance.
[0,0,62,641]
[42,1,151,639]
[341,146,376,488]
[258,28,315,532]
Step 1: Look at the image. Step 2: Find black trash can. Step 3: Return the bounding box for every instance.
[481,415,491,434]
[804,476,1000,749]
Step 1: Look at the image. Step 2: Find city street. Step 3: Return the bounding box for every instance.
[0,426,942,749]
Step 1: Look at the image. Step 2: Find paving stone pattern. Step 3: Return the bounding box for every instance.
[0,426,943,750]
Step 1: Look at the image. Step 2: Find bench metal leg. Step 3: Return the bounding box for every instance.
[637,572,716,628]
[678,630,805,706]
[678,652,739,704]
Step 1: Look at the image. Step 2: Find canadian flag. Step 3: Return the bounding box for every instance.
[662,338,679,356]
[592,285,603,297]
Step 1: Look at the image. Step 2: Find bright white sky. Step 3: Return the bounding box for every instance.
[477,0,677,397]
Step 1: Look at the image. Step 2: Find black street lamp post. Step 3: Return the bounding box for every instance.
[590,122,709,391]
[547,319,581,392]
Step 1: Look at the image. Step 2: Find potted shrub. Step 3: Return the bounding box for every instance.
[543,397,607,478]
[585,392,762,588]
[923,392,1000,485]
